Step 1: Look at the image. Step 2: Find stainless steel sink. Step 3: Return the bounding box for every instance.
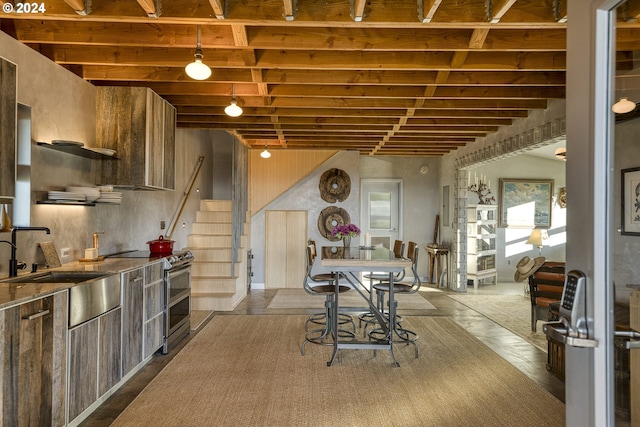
[2,271,110,284]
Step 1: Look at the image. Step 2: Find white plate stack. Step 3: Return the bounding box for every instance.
[47,191,86,202]
[66,186,101,202]
[96,187,122,204]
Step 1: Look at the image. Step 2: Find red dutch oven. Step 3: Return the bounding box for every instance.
[147,235,174,255]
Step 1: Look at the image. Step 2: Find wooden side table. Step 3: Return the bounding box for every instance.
[425,244,449,288]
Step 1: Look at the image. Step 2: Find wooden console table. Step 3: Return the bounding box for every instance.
[425,244,449,288]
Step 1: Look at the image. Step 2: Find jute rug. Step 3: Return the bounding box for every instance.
[448,294,548,352]
[113,315,565,427]
[267,288,436,310]
[190,310,214,331]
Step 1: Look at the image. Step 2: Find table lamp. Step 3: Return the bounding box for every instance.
[526,229,549,256]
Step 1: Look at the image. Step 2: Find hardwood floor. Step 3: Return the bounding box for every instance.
[80,282,565,426]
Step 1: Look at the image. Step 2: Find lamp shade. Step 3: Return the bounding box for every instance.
[260,148,271,158]
[225,100,243,117]
[526,229,549,247]
[185,56,211,80]
[554,147,566,161]
[612,97,637,114]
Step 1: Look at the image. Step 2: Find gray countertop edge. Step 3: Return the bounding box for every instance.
[0,258,163,310]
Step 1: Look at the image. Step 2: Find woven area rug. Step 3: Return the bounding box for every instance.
[266,288,436,310]
[448,294,548,352]
[113,315,564,427]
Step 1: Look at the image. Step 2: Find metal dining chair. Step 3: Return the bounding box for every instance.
[301,241,355,355]
[368,241,421,358]
[358,240,405,335]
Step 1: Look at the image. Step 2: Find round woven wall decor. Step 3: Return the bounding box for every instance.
[319,168,351,203]
[317,206,351,241]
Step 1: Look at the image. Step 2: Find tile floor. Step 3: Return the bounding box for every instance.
[81,281,566,426]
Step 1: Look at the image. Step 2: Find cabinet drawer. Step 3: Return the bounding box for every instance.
[146,261,164,284]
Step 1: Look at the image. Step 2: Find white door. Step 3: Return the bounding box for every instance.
[566,1,622,426]
[360,179,402,250]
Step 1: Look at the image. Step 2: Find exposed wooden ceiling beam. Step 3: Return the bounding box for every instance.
[208,0,225,19]
[136,0,161,18]
[63,0,91,15]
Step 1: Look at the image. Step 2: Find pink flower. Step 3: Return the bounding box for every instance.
[331,223,361,239]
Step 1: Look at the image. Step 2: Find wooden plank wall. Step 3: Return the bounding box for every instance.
[249,149,337,215]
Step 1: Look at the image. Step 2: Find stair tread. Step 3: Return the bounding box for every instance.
[192,275,239,280]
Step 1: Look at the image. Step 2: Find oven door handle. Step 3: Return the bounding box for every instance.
[167,264,191,279]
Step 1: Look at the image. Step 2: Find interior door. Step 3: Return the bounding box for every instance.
[565,1,619,426]
[265,210,307,288]
[360,179,402,250]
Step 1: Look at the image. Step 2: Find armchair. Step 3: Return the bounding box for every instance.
[528,261,565,332]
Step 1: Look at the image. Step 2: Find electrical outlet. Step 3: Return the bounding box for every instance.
[160,220,165,230]
[507,260,511,265]
[60,247,70,258]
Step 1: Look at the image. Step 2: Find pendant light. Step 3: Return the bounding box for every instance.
[612,97,637,114]
[260,144,271,158]
[225,84,243,117]
[185,25,211,81]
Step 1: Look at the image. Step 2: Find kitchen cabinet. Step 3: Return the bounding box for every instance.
[0,291,67,427]
[143,261,164,359]
[67,307,122,422]
[96,86,176,190]
[121,266,145,376]
[467,204,497,289]
[0,58,17,202]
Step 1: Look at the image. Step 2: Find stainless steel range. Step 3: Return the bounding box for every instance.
[162,250,193,354]
[106,249,193,354]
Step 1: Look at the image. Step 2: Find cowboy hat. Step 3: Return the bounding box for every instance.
[513,256,546,282]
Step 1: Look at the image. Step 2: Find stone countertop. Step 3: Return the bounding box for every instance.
[0,257,164,310]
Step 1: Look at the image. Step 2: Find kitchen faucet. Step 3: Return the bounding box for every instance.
[9,226,51,277]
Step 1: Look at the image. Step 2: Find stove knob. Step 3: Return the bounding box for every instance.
[168,255,178,264]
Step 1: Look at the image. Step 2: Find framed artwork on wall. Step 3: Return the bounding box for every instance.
[498,178,553,228]
[621,167,640,235]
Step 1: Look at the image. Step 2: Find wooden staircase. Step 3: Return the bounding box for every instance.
[188,200,248,311]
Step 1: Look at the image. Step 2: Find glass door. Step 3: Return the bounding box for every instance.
[360,179,402,250]
[564,1,640,426]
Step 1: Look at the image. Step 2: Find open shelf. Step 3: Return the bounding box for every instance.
[37,142,119,160]
[37,200,96,206]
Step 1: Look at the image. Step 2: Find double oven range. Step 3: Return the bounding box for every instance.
[110,249,193,354]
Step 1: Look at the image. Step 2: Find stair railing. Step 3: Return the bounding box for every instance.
[165,156,205,240]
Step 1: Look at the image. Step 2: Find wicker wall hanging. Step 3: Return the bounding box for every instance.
[317,206,351,241]
[319,168,351,203]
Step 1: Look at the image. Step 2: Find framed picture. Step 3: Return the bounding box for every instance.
[498,178,554,228]
[621,167,640,235]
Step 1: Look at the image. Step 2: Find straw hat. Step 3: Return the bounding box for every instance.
[513,256,546,282]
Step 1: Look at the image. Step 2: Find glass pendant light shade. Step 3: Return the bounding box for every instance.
[185,52,211,80]
[225,100,243,117]
[612,97,636,114]
[260,148,271,158]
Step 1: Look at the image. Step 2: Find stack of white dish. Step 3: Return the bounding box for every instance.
[96,188,122,204]
[66,186,101,202]
[48,191,86,202]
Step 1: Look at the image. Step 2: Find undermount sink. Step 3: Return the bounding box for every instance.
[2,271,110,284]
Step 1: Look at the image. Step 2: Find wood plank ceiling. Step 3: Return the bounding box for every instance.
[0,0,639,156]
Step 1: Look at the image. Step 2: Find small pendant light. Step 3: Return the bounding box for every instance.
[185,25,212,81]
[225,84,243,117]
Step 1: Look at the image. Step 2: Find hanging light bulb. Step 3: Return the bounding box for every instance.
[612,97,636,114]
[225,84,243,117]
[260,144,271,158]
[185,25,211,81]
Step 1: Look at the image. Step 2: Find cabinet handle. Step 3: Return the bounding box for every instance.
[133,276,144,283]
[22,309,50,320]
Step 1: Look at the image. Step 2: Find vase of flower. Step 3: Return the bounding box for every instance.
[331,223,360,249]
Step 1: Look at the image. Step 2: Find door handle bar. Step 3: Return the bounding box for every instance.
[614,330,640,349]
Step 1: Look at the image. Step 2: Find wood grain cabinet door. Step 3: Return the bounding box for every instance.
[265,210,307,288]
[0,58,16,201]
[121,267,145,375]
[0,292,67,427]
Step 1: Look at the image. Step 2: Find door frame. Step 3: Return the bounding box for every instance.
[566,1,620,425]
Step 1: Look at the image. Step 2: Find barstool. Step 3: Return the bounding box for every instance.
[368,241,421,358]
[358,240,405,335]
[301,243,356,355]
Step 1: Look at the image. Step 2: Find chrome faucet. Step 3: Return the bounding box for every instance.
[10,226,51,277]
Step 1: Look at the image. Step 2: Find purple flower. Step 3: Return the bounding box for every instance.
[331,223,360,239]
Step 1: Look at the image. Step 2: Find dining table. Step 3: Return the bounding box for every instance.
[320,245,412,366]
